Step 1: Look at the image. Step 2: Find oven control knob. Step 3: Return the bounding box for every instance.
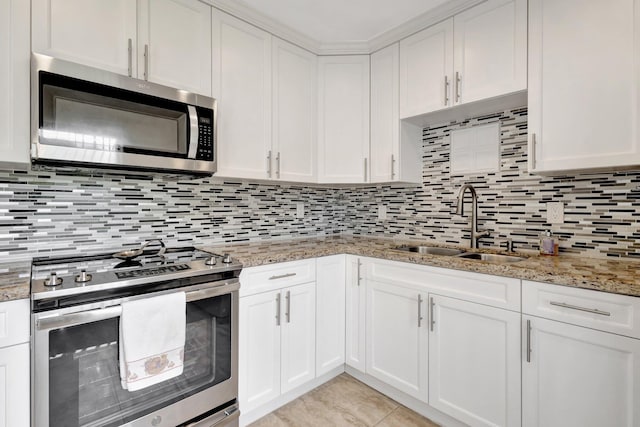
[205,255,217,266]
[44,272,62,287]
[75,269,93,283]
[222,253,232,264]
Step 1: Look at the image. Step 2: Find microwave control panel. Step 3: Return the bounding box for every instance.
[196,108,214,161]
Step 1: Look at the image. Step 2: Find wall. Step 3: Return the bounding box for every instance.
[0,169,342,260]
[342,107,640,259]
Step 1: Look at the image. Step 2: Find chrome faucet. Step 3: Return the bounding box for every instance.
[455,184,490,249]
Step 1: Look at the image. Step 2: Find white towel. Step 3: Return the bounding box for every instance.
[119,292,186,391]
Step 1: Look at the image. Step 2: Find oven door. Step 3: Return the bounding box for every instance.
[32,281,238,427]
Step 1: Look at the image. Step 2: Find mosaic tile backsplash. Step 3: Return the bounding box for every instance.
[342,107,640,259]
[2,106,640,261]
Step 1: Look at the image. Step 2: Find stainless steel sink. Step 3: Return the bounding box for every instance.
[456,252,525,263]
[393,245,464,256]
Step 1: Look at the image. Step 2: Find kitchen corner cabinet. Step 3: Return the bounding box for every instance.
[317,55,370,184]
[399,0,526,120]
[429,295,521,427]
[0,299,30,427]
[366,280,428,401]
[370,44,422,184]
[0,0,30,169]
[345,256,366,372]
[32,0,212,96]
[315,255,346,376]
[528,0,640,173]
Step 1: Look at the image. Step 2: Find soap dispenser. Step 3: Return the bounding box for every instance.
[539,230,558,256]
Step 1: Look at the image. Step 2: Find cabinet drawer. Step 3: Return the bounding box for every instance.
[523,280,640,339]
[0,299,29,348]
[365,257,520,311]
[240,259,316,297]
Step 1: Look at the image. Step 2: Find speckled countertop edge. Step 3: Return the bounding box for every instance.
[201,235,640,298]
[0,261,31,302]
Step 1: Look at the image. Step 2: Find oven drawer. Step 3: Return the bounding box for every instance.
[0,298,29,348]
[239,259,316,297]
[523,280,640,339]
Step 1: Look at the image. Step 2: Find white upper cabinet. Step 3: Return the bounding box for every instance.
[138,0,212,95]
[453,0,527,105]
[371,43,422,184]
[213,10,272,180]
[317,55,370,184]
[399,0,527,121]
[32,0,137,76]
[0,0,30,169]
[399,20,454,118]
[32,0,212,95]
[272,38,317,182]
[528,0,640,173]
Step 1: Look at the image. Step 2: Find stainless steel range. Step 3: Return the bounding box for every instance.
[31,242,242,427]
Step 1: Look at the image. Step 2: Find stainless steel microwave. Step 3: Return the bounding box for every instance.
[31,53,217,175]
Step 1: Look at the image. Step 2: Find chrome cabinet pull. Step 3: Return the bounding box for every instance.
[429,297,435,331]
[531,133,537,169]
[391,154,396,180]
[285,290,291,323]
[127,38,133,77]
[269,272,296,280]
[356,259,362,286]
[267,150,272,177]
[143,44,149,81]
[418,294,423,327]
[276,152,281,178]
[276,293,281,326]
[549,301,611,317]
[455,72,462,102]
[526,319,532,362]
[444,75,449,105]
[364,158,368,182]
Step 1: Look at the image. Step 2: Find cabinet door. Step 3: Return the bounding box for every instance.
[317,56,370,183]
[212,10,272,179]
[523,316,640,427]
[239,290,281,413]
[281,283,316,394]
[32,0,137,76]
[366,280,428,401]
[316,255,346,376]
[429,295,521,427]
[453,0,527,105]
[399,19,453,118]
[345,256,366,372]
[138,0,212,95]
[0,0,30,169]
[272,38,317,182]
[528,0,640,172]
[370,44,399,183]
[0,343,30,427]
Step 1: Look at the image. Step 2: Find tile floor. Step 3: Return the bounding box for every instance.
[249,374,439,427]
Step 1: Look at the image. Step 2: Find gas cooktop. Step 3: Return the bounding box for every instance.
[31,246,242,301]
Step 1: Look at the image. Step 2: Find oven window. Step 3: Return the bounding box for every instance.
[48,294,232,427]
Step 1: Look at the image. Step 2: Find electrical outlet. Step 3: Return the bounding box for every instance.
[378,205,387,221]
[296,203,304,218]
[547,202,564,224]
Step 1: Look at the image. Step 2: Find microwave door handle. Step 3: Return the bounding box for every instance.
[187,105,199,159]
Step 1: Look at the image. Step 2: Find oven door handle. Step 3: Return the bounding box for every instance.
[185,404,239,427]
[36,279,240,331]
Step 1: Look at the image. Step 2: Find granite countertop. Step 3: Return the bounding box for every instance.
[0,261,31,302]
[201,235,640,298]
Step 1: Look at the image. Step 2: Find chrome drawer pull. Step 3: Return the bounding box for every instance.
[549,301,611,317]
[526,319,532,363]
[269,272,297,280]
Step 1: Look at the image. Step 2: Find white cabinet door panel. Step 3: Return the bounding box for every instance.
[346,256,366,372]
[316,255,346,376]
[523,315,640,427]
[139,0,211,95]
[0,343,29,427]
[430,295,521,427]
[32,0,137,76]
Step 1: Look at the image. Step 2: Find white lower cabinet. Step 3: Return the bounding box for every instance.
[429,294,521,427]
[315,255,346,376]
[366,280,428,401]
[239,282,316,414]
[345,256,366,372]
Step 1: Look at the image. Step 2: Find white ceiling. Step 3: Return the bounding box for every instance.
[234,0,452,44]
